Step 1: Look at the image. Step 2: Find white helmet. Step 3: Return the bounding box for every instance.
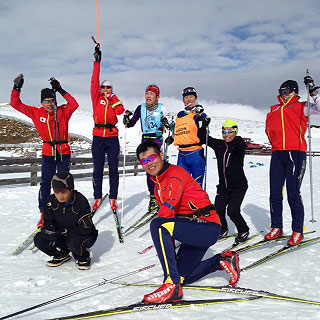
[100,80,113,89]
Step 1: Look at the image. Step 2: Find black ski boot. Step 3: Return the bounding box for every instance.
[219,228,229,239]
[235,231,250,243]
[46,252,71,267]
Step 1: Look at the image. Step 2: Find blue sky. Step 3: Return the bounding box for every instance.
[1,0,320,114]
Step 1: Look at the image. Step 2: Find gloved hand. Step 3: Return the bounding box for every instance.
[194,105,204,115]
[123,110,133,126]
[49,78,67,96]
[304,75,319,95]
[201,117,211,128]
[162,117,171,130]
[94,44,101,62]
[13,74,24,91]
[165,135,174,146]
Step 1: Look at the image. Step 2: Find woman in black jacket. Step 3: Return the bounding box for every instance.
[34,172,98,270]
[199,120,249,243]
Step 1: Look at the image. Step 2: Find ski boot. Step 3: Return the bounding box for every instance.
[235,231,249,243]
[287,232,303,246]
[264,228,283,241]
[46,252,71,267]
[142,283,183,304]
[110,199,118,211]
[92,199,102,212]
[220,251,240,287]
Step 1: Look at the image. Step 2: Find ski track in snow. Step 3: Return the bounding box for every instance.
[0,107,320,319]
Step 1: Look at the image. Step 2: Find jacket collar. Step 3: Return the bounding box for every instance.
[151,161,171,183]
[277,95,300,106]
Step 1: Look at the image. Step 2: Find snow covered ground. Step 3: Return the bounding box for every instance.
[1,105,320,319]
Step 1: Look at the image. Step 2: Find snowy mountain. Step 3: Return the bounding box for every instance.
[0,104,320,320]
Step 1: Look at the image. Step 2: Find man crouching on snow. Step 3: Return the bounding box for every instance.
[136,141,241,304]
[34,172,98,270]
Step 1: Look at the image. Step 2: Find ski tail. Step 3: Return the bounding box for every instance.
[11,228,41,256]
[123,209,157,236]
[112,208,124,243]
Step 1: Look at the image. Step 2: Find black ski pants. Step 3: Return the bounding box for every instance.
[214,185,249,233]
[34,230,98,260]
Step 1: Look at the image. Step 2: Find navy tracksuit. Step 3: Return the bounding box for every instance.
[269,151,306,233]
[92,136,120,199]
[39,155,71,212]
[150,217,222,284]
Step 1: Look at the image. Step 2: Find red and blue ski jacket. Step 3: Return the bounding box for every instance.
[10,89,78,156]
[91,62,124,138]
[151,162,221,224]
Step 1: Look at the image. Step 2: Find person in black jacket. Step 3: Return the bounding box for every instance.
[199,119,250,243]
[34,172,98,270]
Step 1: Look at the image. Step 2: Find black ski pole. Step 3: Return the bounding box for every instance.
[0,264,155,320]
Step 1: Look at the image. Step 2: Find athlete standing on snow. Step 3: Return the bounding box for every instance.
[165,87,208,187]
[91,44,125,213]
[199,120,250,243]
[265,77,320,246]
[136,141,240,304]
[123,85,171,213]
[34,172,98,270]
[10,74,78,228]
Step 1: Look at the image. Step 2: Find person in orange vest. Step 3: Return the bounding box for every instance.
[10,74,79,227]
[265,77,320,245]
[166,87,209,187]
[91,44,125,213]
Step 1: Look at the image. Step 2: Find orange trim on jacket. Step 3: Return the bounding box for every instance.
[91,62,124,138]
[151,163,221,225]
[266,95,308,152]
[10,89,78,156]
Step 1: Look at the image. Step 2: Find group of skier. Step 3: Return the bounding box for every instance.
[8,39,320,300]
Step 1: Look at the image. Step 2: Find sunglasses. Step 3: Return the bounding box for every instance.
[140,153,159,166]
[42,99,55,105]
[101,85,112,89]
[279,87,294,96]
[222,129,236,134]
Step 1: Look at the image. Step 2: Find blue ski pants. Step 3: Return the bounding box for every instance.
[39,155,71,212]
[269,151,306,233]
[150,217,221,284]
[92,136,120,200]
[177,149,206,187]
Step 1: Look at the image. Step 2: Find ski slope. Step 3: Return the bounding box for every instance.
[0,106,320,320]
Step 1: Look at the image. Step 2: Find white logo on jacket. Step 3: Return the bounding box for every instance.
[100,99,106,105]
[40,117,46,123]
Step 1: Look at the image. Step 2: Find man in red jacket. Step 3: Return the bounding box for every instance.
[91,44,125,212]
[10,74,79,227]
[265,77,320,245]
[136,141,241,304]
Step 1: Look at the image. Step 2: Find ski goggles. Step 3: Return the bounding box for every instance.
[42,99,55,104]
[279,87,294,96]
[100,85,112,89]
[222,129,236,134]
[140,153,159,166]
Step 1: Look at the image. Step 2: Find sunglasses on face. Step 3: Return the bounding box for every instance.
[140,153,159,166]
[42,99,55,105]
[222,129,236,134]
[279,87,294,96]
[101,85,112,89]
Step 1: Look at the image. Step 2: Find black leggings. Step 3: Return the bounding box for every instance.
[214,186,249,233]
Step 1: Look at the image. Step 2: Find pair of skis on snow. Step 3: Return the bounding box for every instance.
[92,193,124,244]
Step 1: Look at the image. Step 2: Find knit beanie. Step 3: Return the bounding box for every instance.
[51,172,74,190]
[41,88,55,102]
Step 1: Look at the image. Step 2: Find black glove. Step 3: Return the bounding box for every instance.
[94,44,101,62]
[165,135,174,146]
[123,110,133,126]
[49,78,67,96]
[162,117,171,130]
[304,76,319,95]
[201,117,211,128]
[13,74,24,91]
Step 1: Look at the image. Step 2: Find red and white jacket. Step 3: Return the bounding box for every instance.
[91,62,124,138]
[266,93,320,152]
[10,89,78,156]
[151,162,221,225]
